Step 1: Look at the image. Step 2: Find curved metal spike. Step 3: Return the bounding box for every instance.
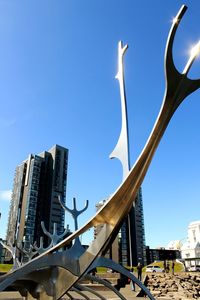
[164,5,187,88]
[164,5,200,110]
[110,41,130,180]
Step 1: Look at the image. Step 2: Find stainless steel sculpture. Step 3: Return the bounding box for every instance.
[0,240,20,270]
[0,5,200,300]
[110,41,130,179]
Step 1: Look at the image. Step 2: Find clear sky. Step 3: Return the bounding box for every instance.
[0,0,200,249]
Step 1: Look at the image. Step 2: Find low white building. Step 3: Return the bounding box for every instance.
[181,221,200,269]
[166,240,182,250]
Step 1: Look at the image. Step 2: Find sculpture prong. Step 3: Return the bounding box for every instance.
[40,220,69,247]
[110,40,130,180]
[164,5,200,110]
[58,195,89,231]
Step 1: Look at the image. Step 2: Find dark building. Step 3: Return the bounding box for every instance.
[0,239,6,264]
[119,187,146,267]
[146,246,181,265]
[6,145,68,250]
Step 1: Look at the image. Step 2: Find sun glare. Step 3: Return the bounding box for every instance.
[171,16,179,24]
[190,41,200,59]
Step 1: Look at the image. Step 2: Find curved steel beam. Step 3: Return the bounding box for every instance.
[66,291,74,300]
[84,274,127,300]
[71,287,90,300]
[74,283,107,300]
[87,256,154,299]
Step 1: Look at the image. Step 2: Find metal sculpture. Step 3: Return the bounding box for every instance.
[40,221,70,247]
[16,240,37,262]
[33,236,53,255]
[110,41,130,178]
[59,197,89,232]
[0,240,20,270]
[0,5,200,300]
[59,197,88,240]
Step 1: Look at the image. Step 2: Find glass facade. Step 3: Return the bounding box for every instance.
[6,145,68,254]
[118,187,146,267]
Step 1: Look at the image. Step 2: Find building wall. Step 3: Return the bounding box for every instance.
[6,164,26,245]
[48,145,68,235]
[118,187,146,267]
[188,221,200,244]
[181,221,200,269]
[146,247,181,265]
[0,239,6,264]
[6,145,68,251]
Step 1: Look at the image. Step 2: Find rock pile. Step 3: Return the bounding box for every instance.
[145,273,200,299]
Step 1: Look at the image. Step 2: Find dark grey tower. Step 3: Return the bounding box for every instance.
[6,145,68,250]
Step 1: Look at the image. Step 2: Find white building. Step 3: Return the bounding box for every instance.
[181,221,200,270]
[166,240,182,250]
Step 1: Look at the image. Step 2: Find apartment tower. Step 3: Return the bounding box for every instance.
[6,145,68,250]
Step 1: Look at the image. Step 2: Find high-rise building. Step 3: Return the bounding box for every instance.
[118,187,146,267]
[6,145,68,250]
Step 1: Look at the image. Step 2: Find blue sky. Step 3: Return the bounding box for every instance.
[0,0,200,249]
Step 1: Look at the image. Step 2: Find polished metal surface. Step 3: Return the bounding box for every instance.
[0,5,200,300]
[110,41,130,179]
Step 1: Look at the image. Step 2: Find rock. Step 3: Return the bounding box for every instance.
[145,272,200,299]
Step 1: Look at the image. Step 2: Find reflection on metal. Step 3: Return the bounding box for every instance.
[0,5,200,300]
